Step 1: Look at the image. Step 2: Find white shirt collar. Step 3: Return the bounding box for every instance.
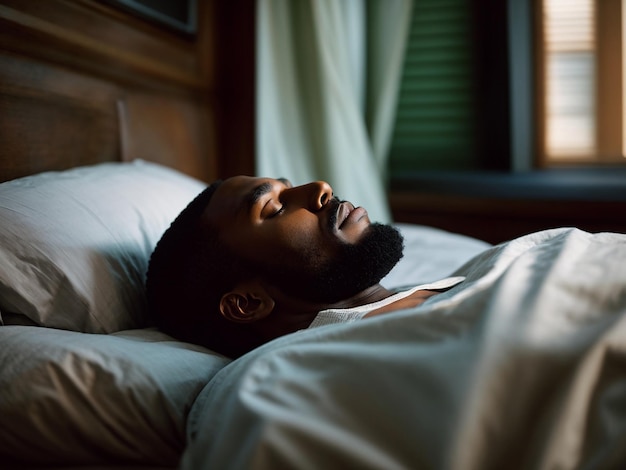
[308,276,465,328]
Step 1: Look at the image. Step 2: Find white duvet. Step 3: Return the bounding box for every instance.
[182,228,626,470]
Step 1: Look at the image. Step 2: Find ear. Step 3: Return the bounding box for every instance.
[219,280,275,324]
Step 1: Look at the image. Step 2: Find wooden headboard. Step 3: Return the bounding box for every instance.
[0,0,255,183]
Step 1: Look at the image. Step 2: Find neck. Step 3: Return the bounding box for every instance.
[324,284,394,309]
[275,282,394,312]
[257,283,395,338]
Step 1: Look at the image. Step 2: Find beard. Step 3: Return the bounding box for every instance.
[265,220,405,304]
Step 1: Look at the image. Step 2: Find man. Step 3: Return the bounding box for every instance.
[146,176,462,358]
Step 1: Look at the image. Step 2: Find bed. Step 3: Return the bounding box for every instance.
[2,162,626,470]
[0,158,491,467]
[2,2,626,469]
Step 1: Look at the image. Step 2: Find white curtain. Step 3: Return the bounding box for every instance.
[256,0,413,223]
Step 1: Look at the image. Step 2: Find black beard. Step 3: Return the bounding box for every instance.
[267,222,405,304]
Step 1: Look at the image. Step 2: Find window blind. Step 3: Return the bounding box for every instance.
[543,0,596,159]
[389,0,477,173]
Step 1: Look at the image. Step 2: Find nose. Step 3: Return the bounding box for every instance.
[285,181,333,211]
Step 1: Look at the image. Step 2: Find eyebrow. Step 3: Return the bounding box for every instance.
[244,178,291,213]
[245,182,273,213]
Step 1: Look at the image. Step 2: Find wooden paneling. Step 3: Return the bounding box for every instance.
[0,52,121,181]
[119,91,216,179]
[0,0,213,92]
[0,0,249,183]
[212,0,256,178]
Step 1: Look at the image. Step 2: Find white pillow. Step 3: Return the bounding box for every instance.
[381,223,491,289]
[0,325,230,466]
[0,160,206,332]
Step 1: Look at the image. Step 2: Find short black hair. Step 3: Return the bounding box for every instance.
[145,181,264,358]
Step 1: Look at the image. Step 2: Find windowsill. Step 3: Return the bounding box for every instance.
[390,167,626,202]
[388,167,626,243]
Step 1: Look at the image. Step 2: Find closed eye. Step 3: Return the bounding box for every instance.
[268,205,285,218]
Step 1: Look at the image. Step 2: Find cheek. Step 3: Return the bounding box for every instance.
[225,214,335,268]
[271,221,317,254]
[267,219,333,266]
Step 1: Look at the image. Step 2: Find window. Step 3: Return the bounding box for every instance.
[537,0,626,165]
[388,0,626,177]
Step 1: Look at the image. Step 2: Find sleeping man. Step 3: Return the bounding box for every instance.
[146,176,463,358]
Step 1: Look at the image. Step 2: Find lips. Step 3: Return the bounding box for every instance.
[335,202,352,229]
[335,202,367,230]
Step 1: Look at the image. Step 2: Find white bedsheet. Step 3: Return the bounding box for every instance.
[181,228,626,470]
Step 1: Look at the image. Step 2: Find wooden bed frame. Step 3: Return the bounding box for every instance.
[0,0,255,184]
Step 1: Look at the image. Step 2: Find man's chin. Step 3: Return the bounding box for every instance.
[296,222,405,304]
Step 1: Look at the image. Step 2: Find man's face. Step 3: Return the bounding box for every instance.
[202,176,404,303]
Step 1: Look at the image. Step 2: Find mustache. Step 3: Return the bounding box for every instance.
[326,196,343,231]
